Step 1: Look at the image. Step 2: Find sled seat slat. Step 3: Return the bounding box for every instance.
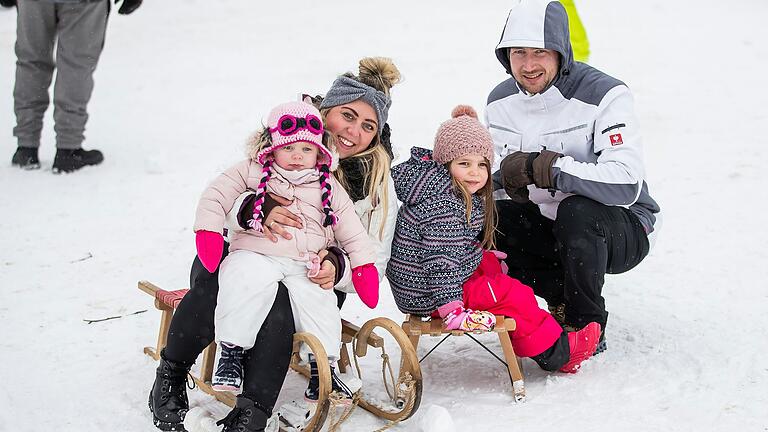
[402,314,526,402]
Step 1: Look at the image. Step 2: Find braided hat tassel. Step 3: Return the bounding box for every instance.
[248,158,273,232]
[319,164,337,227]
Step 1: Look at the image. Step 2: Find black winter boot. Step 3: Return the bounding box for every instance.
[11,146,40,170]
[216,396,271,432]
[149,349,193,431]
[52,148,103,173]
[304,358,353,403]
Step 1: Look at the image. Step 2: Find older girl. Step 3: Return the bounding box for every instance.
[387,106,601,376]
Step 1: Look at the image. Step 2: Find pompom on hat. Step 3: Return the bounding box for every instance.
[432,105,494,166]
[248,101,339,232]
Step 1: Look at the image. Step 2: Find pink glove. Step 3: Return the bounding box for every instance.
[351,263,379,309]
[443,307,496,332]
[195,230,224,273]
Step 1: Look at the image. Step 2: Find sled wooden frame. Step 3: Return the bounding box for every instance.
[138,280,333,432]
[291,316,423,423]
[401,314,526,402]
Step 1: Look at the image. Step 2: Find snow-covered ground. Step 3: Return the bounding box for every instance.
[1,0,767,431]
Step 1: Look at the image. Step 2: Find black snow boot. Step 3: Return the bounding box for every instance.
[11,146,40,170]
[216,396,271,432]
[149,349,193,431]
[304,358,353,403]
[52,148,104,173]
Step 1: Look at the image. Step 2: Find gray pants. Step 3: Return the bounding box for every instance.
[13,0,108,150]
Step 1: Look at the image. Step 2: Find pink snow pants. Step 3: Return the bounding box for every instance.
[462,251,563,357]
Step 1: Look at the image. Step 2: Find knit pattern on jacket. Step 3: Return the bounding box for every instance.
[386,147,484,316]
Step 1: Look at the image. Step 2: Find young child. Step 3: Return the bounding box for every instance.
[193,101,379,399]
[387,105,601,373]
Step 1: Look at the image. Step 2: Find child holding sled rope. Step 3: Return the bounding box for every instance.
[193,101,379,398]
[386,105,600,373]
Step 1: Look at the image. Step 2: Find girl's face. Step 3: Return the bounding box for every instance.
[449,154,489,194]
[273,142,318,171]
[324,99,378,160]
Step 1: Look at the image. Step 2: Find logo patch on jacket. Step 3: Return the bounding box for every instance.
[609,133,623,146]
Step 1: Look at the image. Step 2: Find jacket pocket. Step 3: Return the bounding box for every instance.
[489,124,522,162]
[538,123,593,158]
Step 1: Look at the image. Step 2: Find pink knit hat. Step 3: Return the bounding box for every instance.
[433,105,494,166]
[248,101,338,232]
[256,101,335,167]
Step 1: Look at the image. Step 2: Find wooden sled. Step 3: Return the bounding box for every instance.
[138,280,332,432]
[402,314,526,402]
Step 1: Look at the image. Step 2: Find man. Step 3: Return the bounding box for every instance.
[10,0,142,173]
[486,0,660,353]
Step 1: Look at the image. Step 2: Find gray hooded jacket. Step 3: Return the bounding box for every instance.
[486,0,661,244]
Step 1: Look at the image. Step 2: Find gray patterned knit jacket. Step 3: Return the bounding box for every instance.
[386,147,484,316]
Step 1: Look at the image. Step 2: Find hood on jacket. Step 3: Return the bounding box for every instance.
[494,0,573,79]
[391,147,453,206]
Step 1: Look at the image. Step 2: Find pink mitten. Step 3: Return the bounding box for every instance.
[444,307,496,332]
[195,230,224,273]
[351,263,379,309]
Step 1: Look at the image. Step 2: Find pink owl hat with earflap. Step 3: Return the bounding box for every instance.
[248,101,338,232]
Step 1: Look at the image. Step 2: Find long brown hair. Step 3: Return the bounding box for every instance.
[448,159,496,249]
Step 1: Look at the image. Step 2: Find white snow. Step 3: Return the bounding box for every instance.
[1,0,767,431]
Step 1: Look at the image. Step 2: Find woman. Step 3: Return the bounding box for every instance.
[147,57,401,432]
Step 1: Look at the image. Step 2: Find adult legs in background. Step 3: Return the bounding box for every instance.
[11,0,56,169]
[11,0,107,171]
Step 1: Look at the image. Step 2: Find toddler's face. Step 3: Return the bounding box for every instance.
[449,154,489,194]
[273,143,318,171]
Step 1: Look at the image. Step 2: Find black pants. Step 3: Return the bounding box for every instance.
[163,244,295,413]
[495,196,649,330]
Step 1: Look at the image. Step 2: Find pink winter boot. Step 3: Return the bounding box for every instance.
[351,263,379,308]
[559,322,601,373]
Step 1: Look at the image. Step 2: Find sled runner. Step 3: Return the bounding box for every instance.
[401,314,526,402]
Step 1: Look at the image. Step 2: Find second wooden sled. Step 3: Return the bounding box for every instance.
[402,314,526,402]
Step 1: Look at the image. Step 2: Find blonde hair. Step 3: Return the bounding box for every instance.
[448,159,497,249]
[319,57,401,239]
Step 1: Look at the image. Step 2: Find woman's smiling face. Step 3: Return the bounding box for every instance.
[324,99,378,160]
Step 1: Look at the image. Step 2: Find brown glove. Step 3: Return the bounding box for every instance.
[500,152,538,200]
[531,150,562,189]
[500,151,533,184]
